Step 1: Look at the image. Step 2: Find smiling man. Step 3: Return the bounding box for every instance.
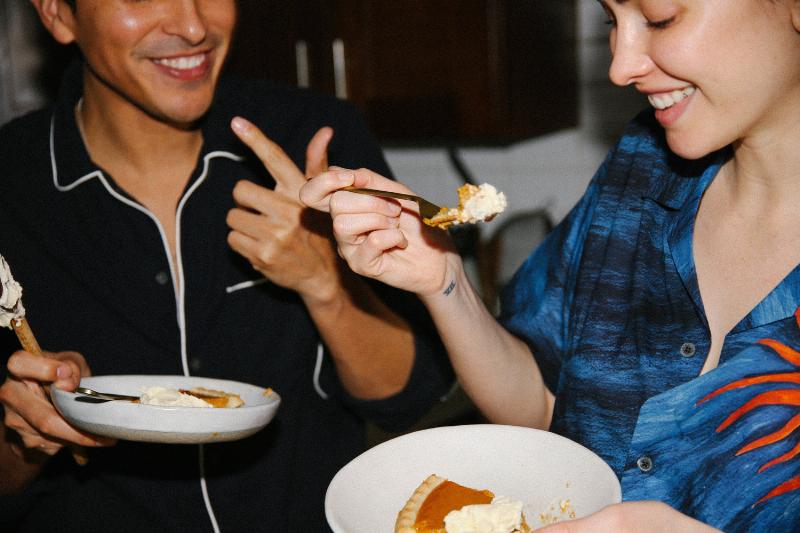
[0,1,451,531]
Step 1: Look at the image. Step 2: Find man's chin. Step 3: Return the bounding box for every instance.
[148,102,214,130]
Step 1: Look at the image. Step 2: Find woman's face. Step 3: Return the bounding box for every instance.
[599,0,800,159]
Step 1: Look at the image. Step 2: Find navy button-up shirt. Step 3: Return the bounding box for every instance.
[500,111,800,531]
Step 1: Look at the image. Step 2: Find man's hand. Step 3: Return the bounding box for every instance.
[0,350,115,458]
[535,502,721,533]
[227,117,343,306]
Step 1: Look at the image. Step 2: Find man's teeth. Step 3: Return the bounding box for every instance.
[153,54,205,70]
[648,86,696,110]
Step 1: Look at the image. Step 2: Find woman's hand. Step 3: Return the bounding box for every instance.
[0,350,115,458]
[535,501,721,533]
[301,167,460,298]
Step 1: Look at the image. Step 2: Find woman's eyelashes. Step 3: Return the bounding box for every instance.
[647,16,676,30]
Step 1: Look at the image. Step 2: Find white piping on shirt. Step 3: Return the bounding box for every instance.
[313,342,329,400]
[50,115,244,533]
[225,278,269,294]
[225,282,329,400]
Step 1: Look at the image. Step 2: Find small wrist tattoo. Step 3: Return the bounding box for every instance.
[443,279,456,296]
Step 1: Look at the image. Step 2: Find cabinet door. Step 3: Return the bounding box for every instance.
[229,1,577,144]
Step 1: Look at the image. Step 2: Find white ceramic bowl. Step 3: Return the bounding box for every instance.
[325,424,621,532]
[52,375,280,444]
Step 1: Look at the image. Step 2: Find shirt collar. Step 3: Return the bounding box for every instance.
[653,144,799,331]
[49,59,244,191]
[642,147,730,211]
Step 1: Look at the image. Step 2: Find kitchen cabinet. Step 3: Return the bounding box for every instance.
[228,1,578,144]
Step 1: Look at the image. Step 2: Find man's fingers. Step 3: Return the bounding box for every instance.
[3,386,110,447]
[7,351,73,386]
[231,180,298,219]
[231,116,306,192]
[305,126,333,178]
[51,350,91,378]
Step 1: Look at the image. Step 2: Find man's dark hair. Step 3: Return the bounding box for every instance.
[65,0,76,9]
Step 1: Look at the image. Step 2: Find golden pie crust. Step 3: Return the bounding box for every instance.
[396,474,531,533]
[395,474,491,532]
[424,186,475,229]
[179,387,245,408]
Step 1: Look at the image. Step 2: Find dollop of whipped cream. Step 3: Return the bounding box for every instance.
[139,386,211,407]
[458,183,507,224]
[0,256,25,329]
[444,496,525,533]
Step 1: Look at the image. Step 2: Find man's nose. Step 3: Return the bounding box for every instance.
[162,0,208,45]
[607,27,654,87]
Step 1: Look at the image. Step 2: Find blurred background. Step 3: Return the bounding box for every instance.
[0,0,646,438]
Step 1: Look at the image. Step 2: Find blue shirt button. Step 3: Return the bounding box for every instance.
[155,271,170,285]
[637,455,653,472]
[680,342,696,357]
[190,358,201,371]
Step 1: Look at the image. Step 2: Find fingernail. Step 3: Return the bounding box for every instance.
[389,203,402,216]
[56,365,72,379]
[231,117,249,135]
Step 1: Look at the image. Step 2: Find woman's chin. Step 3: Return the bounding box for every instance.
[666,133,723,161]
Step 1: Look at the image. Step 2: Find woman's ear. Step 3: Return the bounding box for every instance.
[29,0,77,45]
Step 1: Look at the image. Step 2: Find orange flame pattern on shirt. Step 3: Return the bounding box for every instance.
[696,308,800,505]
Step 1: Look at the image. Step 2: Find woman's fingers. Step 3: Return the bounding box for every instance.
[332,212,401,245]
[339,229,409,278]
[301,165,413,212]
[300,170,356,212]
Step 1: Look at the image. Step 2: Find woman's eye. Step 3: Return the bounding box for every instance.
[647,16,675,29]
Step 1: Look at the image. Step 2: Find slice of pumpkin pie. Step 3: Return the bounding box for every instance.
[396,474,530,533]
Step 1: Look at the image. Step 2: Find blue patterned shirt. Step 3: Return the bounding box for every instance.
[499,110,800,531]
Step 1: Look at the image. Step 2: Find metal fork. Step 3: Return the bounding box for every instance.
[75,386,139,402]
[343,187,443,220]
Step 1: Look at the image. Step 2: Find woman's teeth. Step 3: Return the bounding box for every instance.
[648,86,696,110]
[153,54,206,70]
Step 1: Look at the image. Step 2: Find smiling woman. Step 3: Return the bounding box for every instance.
[299,0,800,532]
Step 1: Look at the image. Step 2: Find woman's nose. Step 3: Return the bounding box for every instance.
[162,0,208,45]
[607,27,654,87]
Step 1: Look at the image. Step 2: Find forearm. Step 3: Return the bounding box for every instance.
[0,422,46,495]
[421,257,554,429]
[303,269,415,400]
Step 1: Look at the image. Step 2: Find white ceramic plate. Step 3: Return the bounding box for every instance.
[325,424,621,533]
[52,375,280,444]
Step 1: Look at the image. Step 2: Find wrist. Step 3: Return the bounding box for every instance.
[420,252,470,305]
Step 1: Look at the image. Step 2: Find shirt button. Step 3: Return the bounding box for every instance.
[679,342,696,358]
[155,271,170,285]
[637,455,653,473]
[190,358,201,372]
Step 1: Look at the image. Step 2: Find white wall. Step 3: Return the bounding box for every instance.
[0,1,52,126]
[383,0,646,237]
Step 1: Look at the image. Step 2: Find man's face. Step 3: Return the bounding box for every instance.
[70,0,237,127]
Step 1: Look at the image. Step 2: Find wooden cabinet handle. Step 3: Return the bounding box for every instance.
[332,38,348,99]
[295,40,310,88]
